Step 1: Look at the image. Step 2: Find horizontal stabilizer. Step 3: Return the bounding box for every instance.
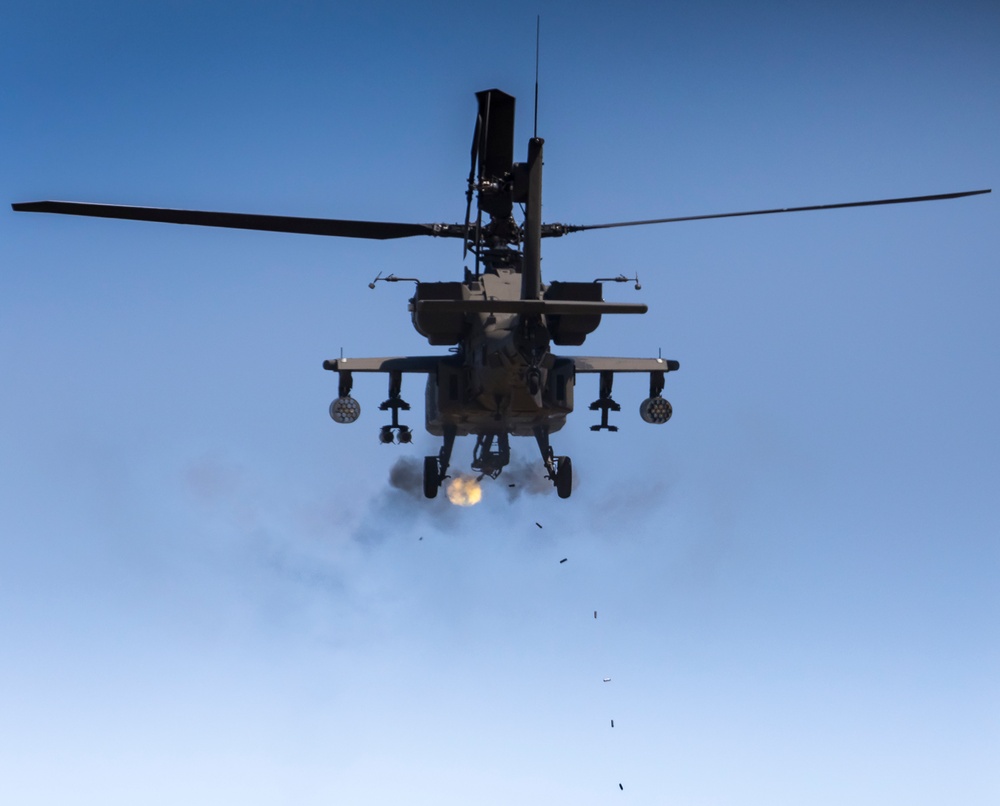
[413,299,647,316]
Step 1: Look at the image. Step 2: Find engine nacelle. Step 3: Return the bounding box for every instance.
[639,396,672,424]
[544,281,604,345]
[329,396,361,423]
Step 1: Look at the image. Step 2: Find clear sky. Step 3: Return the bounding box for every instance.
[2,2,998,804]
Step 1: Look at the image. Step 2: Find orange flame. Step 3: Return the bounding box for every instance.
[446,475,483,506]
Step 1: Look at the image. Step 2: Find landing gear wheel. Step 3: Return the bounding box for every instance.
[555,456,573,499]
[423,456,440,499]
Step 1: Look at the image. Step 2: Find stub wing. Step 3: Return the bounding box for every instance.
[322,356,445,373]
[570,355,679,430]
[571,356,680,373]
[323,355,680,375]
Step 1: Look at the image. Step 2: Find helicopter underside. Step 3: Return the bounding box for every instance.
[424,380,569,438]
[426,411,567,439]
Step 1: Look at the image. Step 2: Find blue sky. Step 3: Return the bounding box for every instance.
[2,2,998,804]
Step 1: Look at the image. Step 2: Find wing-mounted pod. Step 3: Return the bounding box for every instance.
[639,370,673,424]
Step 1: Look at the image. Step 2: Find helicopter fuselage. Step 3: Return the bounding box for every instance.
[422,268,573,438]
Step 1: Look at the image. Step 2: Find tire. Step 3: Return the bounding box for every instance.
[423,456,439,499]
[555,456,573,499]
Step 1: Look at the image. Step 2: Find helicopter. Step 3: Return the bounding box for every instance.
[12,88,990,500]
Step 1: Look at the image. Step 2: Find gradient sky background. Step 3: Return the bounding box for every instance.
[2,2,998,804]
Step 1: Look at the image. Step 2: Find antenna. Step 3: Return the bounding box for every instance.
[533,16,540,138]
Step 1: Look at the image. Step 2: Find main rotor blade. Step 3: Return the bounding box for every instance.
[11,201,467,240]
[543,189,991,236]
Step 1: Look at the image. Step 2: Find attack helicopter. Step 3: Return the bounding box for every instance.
[12,89,990,499]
